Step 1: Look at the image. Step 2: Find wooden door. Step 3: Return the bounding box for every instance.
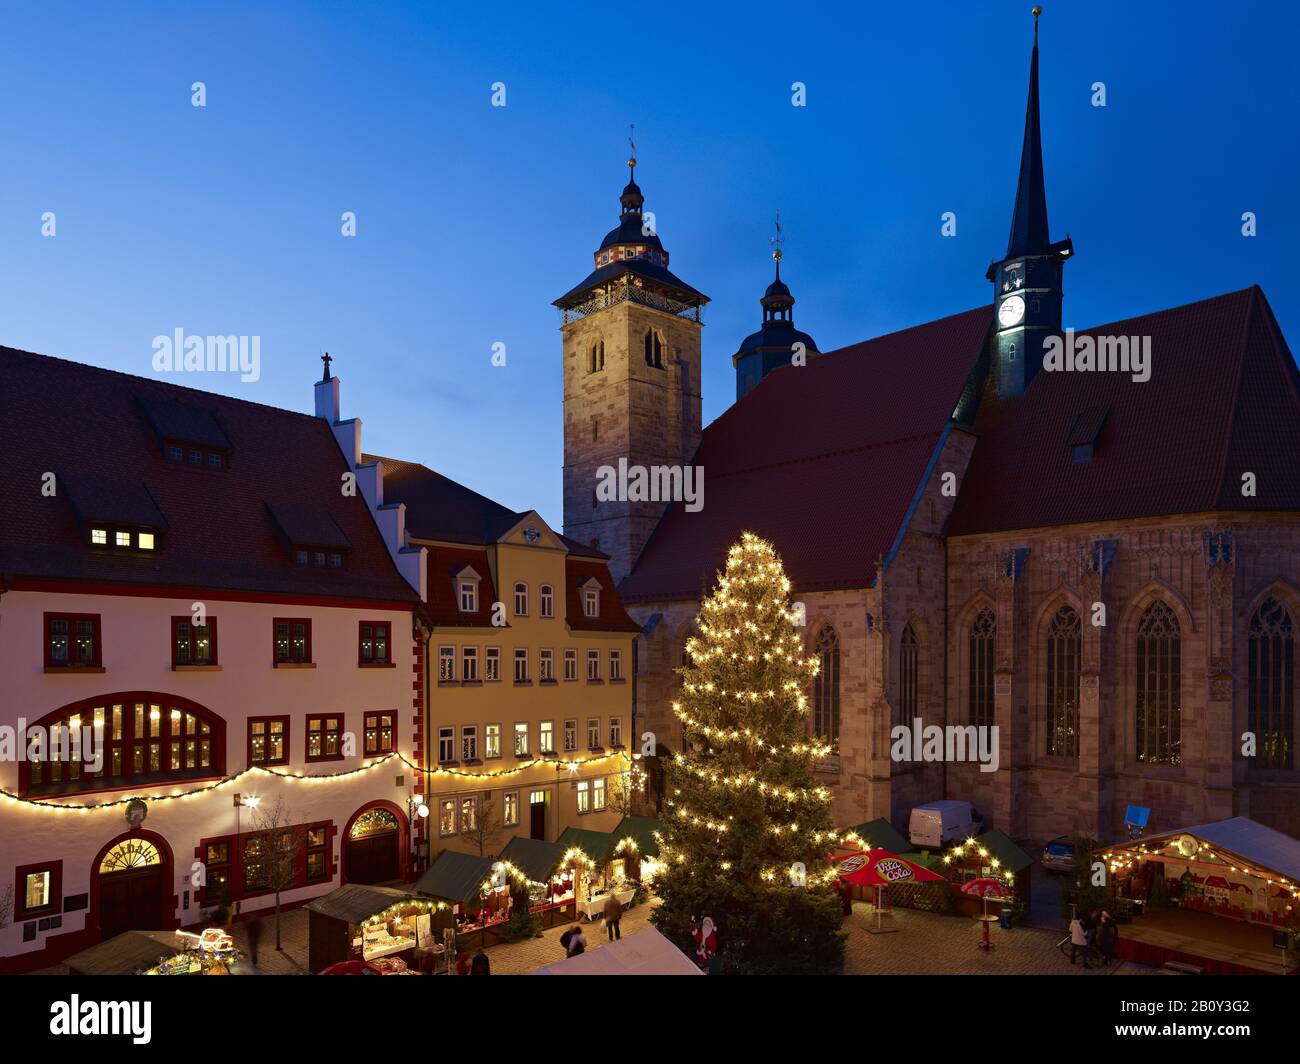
[530,799,547,840]
[99,867,163,940]
[347,831,399,884]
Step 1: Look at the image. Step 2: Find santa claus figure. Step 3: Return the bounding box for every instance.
[690,916,717,970]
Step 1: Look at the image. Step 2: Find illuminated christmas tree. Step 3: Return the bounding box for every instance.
[650,532,846,974]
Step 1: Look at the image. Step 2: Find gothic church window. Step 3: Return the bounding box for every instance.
[813,625,840,747]
[1045,605,1081,757]
[968,608,996,728]
[1249,596,1294,769]
[1136,600,1181,765]
[899,623,919,728]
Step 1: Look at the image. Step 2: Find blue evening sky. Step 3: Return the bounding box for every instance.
[1,1,1294,526]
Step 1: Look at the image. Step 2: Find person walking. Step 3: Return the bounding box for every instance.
[1068,914,1092,968]
[603,892,623,941]
[1098,909,1118,965]
[565,924,587,957]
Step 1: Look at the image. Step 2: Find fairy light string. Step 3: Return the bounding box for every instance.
[0,749,632,814]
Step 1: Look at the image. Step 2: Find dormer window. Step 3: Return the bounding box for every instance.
[292,547,346,568]
[89,526,161,552]
[460,580,478,612]
[581,579,601,619]
[164,440,226,470]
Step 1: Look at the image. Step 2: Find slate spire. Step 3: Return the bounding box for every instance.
[1006,7,1051,258]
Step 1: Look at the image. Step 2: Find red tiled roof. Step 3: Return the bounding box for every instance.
[947,287,1300,535]
[619,306,993,602]
[424,545,499,627]
[0,346,419,605]
[565,558,641,633]
[366,454,605,558]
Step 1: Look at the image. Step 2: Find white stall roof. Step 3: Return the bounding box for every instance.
[528,927,702,976]
[1163,817,1300,881]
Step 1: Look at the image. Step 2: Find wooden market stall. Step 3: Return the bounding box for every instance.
[414,849,502,941]
[66,929,241,976]
[1098,817,1300,975]
[498,836,572,928]
[611,816,665,884]
[556,826,634,921]
[941,830,1033,916]
[307,884,449,974]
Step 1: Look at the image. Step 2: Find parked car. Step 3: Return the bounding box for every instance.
[907,800,986,849]
[1041,836,1079,873]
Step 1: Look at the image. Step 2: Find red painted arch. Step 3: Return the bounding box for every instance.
[339,799,410,884]
[89,827,178,938]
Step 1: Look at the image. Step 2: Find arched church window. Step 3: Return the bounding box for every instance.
[899,623,919,728]
[644,329,663,368]
[968,608,996,728]
[1045,605,1081,757]
[1136,601,1181,765]
[1249,596,1294,769]
[813,625,840,746]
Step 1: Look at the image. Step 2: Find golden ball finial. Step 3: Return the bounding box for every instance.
[1032,5,1042,16]
[772,247,783,262]
[628,156,636,170]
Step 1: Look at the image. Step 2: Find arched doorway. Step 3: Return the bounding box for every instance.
[93,831,174,941]
[342,803,407,884]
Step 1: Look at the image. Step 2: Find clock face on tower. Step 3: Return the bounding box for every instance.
[998,294,1026,328]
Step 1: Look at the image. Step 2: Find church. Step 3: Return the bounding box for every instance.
[558,16,1300,844]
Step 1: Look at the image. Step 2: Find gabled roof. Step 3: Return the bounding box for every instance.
[499,835,566,884]
[367,455,605,558]
[1132,817,1300,883]
[0,346,419,604]
[842,818,912,856]
[619,306,992,601]
[557,826,616,864]
[613,815,664,858]
[306,883,423,923]
[948,287,1300,536]
[416,849,494,904]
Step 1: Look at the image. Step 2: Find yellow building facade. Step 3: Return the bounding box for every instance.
[369,454,639,863]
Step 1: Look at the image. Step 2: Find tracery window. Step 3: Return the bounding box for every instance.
[1249,596,1295,769]
[1136,601,1181,765]
[813,625,840,746]
[968,608,997,728]
[1045,606,1081,757]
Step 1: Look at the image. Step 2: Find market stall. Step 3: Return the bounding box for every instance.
[611,815,666,884]
[66,929,244,976]
[841,818,912,856]
[555,826,633,921]
[499,836,573,927]
[415,849,508,941]
[831,848,945,933]
[1098,816,1300,975]
[941,829,1032,916]
[307,884,449,974]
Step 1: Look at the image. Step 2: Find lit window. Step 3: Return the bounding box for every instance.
[485,723,501,759]
[503,791,519,826]
[115,531,131,547]
[25,870,50,911]
[91,528,107,545]
[439,799,456,837]
[461,726,478,762]
[593,777,607,811]
[564,719,578,752]
[540,721,554,754]
[138,532,156,550]
[577,780,590,814]
[460,795,478,832]
[514,722,529,756]
[306,715,343,762]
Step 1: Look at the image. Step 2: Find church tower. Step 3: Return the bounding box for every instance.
[732,226,820,402]
[556,152,709,583]
[986,6,1073,398]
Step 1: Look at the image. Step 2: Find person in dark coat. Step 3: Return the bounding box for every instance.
[470,950,491,975]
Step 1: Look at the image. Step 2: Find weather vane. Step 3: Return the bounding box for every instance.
[770,209,784,264]
[628,122,637,173]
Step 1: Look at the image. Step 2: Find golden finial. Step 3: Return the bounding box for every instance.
[628,122,636,171]
[770,209,785,263]
[1032,5,1042,17]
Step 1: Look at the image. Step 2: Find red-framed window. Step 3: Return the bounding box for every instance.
[198,820,334,904]
[248,717,289,766]
[15,860,63,920]
[306,714,344,762]
[363,712,396,756]
[172,616,218,666]
[273,618,312,664]
[44,613,102,668]
[359,621,391,665]
[22,694,224,798]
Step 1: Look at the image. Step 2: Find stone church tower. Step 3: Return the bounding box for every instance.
[555,157,709,582]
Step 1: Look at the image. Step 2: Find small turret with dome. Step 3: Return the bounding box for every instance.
[732,214,821,402]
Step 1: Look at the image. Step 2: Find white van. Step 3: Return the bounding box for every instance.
[908,800,985,849]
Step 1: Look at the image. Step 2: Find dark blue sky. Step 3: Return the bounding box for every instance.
[1,1,1294,526]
